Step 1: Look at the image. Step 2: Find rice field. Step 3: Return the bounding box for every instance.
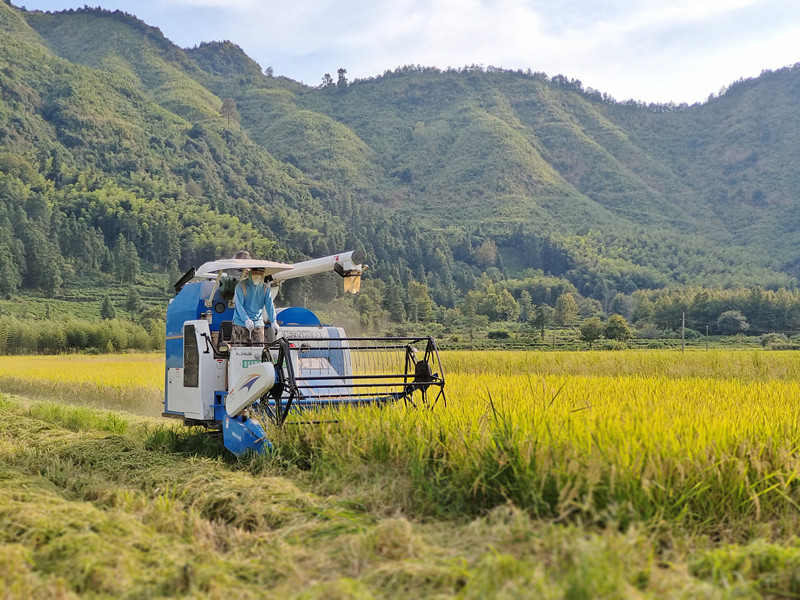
[276,350,800,530]
[2,349,800,598]
[0,354,163,416]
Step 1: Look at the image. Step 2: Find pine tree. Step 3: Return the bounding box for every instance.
[384,282,407,323]
[114,234,140,283]
[124,287,143,314]
[220,98,240,126]
[100,295,116,320]
[408,281,435,322]
[337,68,348,89]
[518,290,533,323]
[0,243,21,295]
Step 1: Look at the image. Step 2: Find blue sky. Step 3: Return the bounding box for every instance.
[15,0,800,103]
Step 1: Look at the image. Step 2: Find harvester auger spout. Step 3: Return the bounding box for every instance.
[164,250,446,456]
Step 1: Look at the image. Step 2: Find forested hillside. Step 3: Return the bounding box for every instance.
[2,2,800,337]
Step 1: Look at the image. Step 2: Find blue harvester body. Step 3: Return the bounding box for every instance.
[164,252,445,456]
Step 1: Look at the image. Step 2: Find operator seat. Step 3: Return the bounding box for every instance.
[219,321,233,343]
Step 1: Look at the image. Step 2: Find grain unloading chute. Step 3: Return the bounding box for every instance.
[164,251,445,456]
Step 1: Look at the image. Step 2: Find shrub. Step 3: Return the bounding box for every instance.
[0,316,159,354]
[65,321,90,348]
[636,323,666,339]
[487,330,510,339]
[597,339,628,350]
[717,310,749,335]
[761,332,788,347]
[683,327,703,340]
[604,315,632,341]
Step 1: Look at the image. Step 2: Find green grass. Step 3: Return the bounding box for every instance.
[28,400,129,434]
[0,273,170,321]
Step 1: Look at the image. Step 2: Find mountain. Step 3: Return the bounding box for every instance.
[2,2,800,319]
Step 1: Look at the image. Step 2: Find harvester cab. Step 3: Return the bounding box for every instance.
[164,251,445,456]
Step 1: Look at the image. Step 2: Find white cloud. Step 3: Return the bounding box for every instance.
[159,0,257,8]
[18,0,800,102]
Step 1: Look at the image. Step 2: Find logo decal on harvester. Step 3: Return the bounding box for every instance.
[240,374,260,393]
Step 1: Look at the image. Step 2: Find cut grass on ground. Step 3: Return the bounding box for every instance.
[0,393,794,598]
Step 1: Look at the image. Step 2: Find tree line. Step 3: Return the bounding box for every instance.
[342,270,800,342]
[0,315,162,354]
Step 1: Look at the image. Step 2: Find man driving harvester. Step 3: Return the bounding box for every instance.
[232,265,280,344]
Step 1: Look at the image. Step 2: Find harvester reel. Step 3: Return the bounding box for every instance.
[252,336,446,427]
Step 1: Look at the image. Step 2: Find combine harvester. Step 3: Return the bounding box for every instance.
[164,251,445,455]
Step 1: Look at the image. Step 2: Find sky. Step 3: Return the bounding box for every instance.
[14,0,800,104]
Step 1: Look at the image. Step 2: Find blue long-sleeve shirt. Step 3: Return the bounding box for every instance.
[232,278,277,328]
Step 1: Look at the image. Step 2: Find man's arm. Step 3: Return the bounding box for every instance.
[232,282,250,325]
